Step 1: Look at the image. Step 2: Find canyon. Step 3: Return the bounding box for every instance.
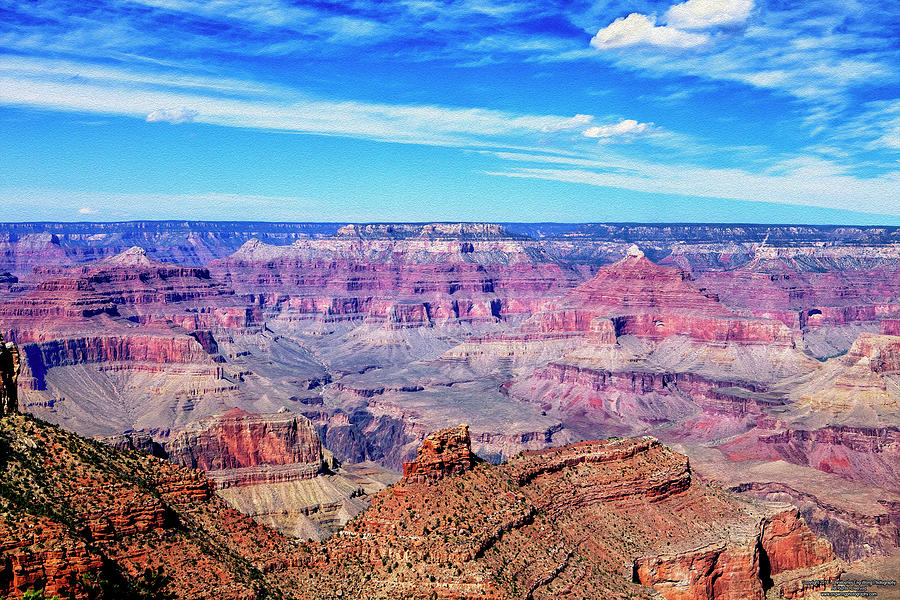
[0,221,898,597]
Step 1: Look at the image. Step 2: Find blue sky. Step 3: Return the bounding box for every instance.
[1,0,900,224]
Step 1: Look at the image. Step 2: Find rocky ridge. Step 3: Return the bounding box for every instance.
[292,426,841,600]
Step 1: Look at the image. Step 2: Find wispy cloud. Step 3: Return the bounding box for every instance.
[146,106,198,124]
[482,151,900,215]
[0,56,608,148]
[583,119,653,140]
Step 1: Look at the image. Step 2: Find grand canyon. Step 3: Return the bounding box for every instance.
[0,221,897,599]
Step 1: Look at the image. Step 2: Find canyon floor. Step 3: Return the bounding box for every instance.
[0,221,898,598]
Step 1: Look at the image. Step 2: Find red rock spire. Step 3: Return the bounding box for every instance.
[402,424,477,483]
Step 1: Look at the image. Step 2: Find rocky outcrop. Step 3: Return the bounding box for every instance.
[846,333,900,373]
[167,408,325,487]
[292,430,840,600]
[96,431,168,458]
[0,516,105,600]
[401,424,478,483]
[760,508,836,575]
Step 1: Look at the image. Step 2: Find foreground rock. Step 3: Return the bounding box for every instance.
[401,423,479,483]
[0,413,304,599]
[293,426,842,599]
[0,413,842,600]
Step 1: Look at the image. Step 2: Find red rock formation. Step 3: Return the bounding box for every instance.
[718,425,900,493]
[0,412,298,600]
[401,424,477,483]
[0,516,105,599]
[633,508,837,600]
[634,540,766,600]
[294,430,840,600]
[526,245,796,345]
[761,508,836,575]
[167,408,325,488]
[847,333,900,372]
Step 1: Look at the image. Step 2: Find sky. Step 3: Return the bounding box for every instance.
[1,0,900,224]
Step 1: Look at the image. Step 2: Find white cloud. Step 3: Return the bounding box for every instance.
[664,0,754,30]
[541,113,593,132]
[582,119,652,139]
[78,206,97,215]
[590,13,709,50]
[481,152,900,216]
[146,106,198,124]
[873,132,900,150]
[0,59,603,148]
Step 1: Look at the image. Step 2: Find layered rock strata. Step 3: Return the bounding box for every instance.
[167,407,326,487]
[290,427,840,600]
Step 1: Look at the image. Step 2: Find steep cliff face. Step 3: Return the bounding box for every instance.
[164,408,395,541]
[167,407,325,486]
[633,508,838,600]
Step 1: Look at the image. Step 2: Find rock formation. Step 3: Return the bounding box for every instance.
[290,428,841,599]
[166,407,395,540]
[401,424,478,483]
[0,412,304,600]
[167,407,326,485]
[0,362,850,600]
[0,221,897,579]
